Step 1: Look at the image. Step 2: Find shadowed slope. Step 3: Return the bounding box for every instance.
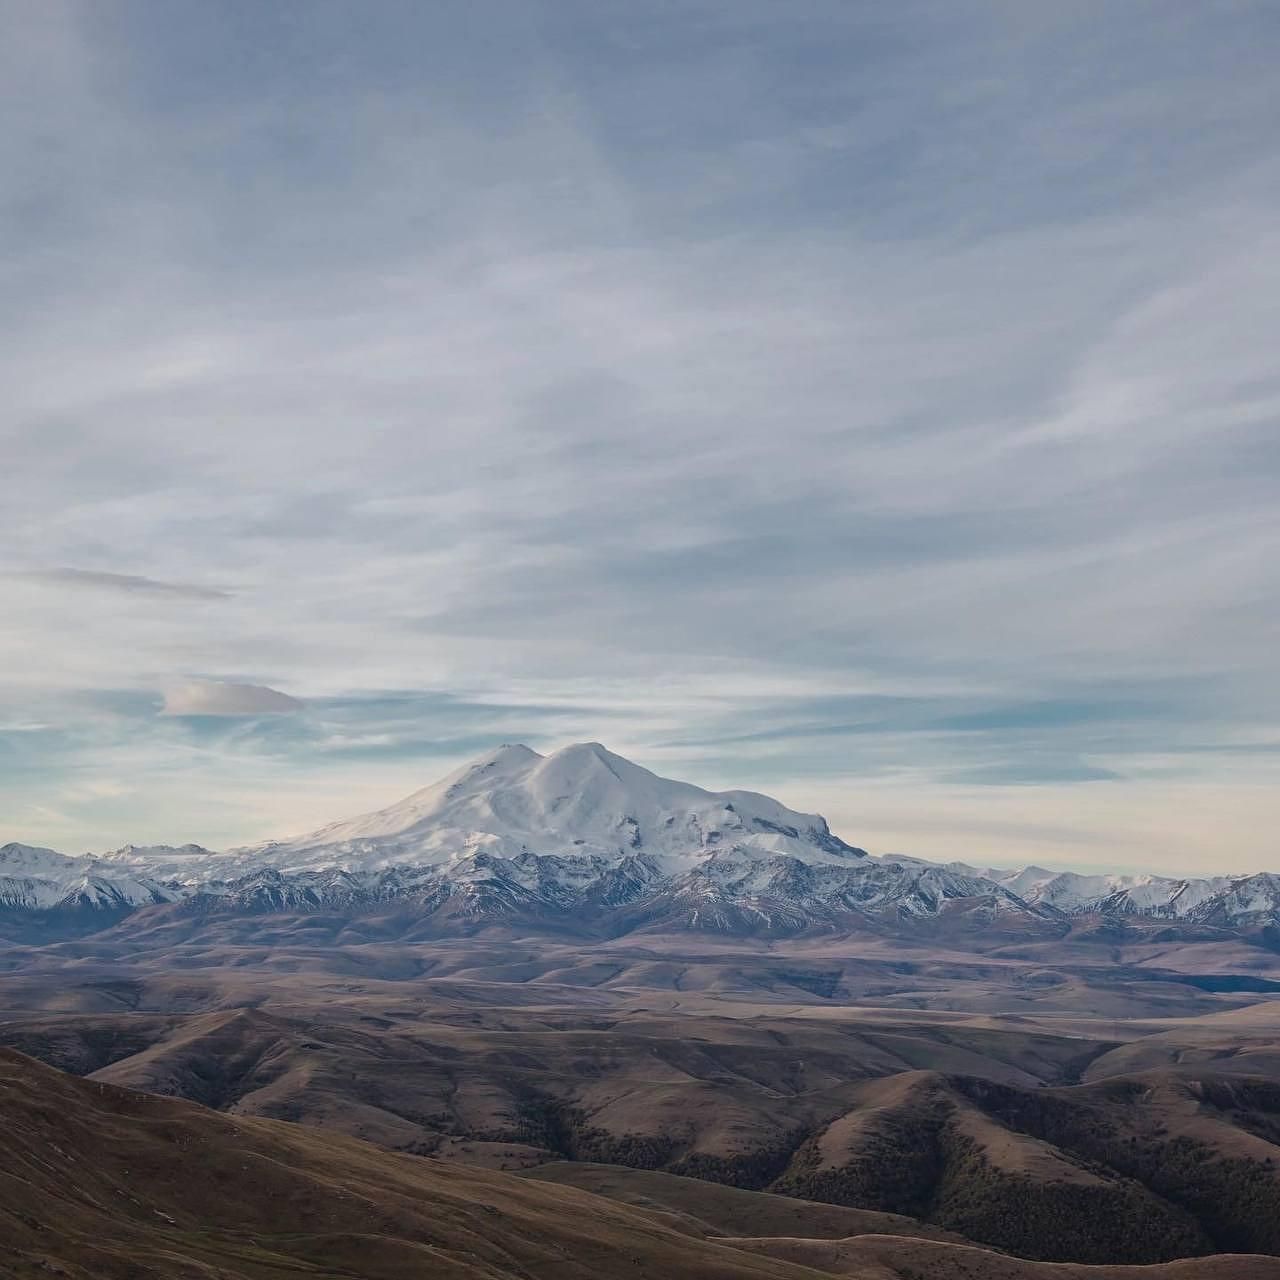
[520,1161,965,1242]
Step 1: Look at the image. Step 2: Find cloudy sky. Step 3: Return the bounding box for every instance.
[4,1,1279,873]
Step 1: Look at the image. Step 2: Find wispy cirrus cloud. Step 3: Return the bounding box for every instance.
[1,1,1278,869]
[10,567,230,600]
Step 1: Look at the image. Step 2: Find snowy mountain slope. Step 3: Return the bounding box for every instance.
[248,741,867,872]
[0,843,83,878]
[3,744,1278,938]
[985,864,1263,921]
[0,842,178,913]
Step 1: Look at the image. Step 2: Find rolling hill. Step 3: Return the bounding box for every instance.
[3,1047,1278,1280]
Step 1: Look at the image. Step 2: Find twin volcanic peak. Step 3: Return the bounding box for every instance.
[2,741,1279,935]
[260,742,866,868]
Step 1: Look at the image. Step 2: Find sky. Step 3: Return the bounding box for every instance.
[3,1,1279,874]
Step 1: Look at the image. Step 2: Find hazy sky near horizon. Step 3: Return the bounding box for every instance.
[4,1,1279,874]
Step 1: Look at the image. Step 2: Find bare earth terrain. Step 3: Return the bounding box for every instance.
[4,1046,1280,1280]
[5,923,1280,1273]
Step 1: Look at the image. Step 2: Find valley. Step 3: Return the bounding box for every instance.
[5,927,1280,1268]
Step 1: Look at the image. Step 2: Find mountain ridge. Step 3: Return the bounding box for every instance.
[4,742,1279,940]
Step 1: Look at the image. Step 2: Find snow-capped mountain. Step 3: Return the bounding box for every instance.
[255,741,866,869]
[988,865,1239,918]
[3,743,1279,939]
[0,842,179,914]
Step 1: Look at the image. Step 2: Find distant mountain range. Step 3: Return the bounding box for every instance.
[4,742,1279,940]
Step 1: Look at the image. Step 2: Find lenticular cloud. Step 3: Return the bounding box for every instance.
[162,679,302,716]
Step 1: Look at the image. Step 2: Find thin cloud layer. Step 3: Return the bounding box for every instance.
[2,2,1278,868]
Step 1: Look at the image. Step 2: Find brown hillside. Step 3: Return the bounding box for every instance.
[3,1048,1279,1279]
